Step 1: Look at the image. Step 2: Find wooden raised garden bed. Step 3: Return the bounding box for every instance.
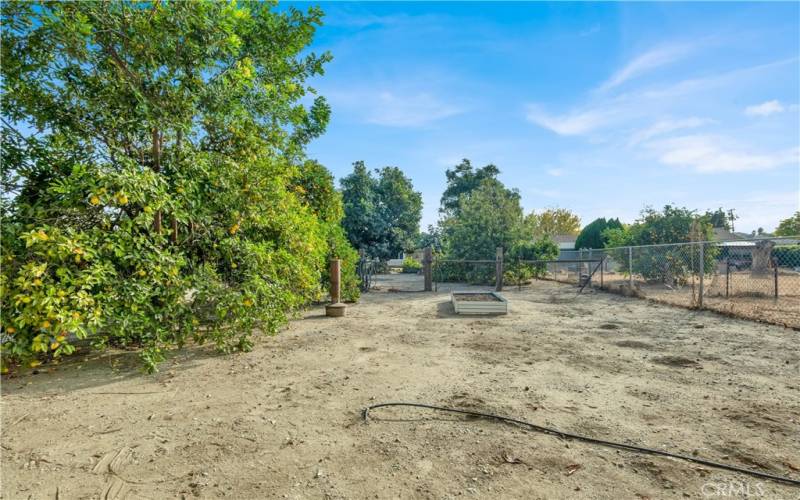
[451,291,508,314]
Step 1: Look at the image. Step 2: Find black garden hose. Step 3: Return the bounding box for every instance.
[362,402,800,487]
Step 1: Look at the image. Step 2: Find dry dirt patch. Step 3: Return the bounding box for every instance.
[2,280,799,499]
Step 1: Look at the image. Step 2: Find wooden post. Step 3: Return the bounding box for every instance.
[423,246,433,292]
[495,247,504,292]
[325,259,346,317]
[330,259,340,304]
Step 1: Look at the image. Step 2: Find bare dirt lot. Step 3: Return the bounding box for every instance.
[2,279,799,499]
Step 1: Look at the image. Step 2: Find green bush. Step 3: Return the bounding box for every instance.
[773,245,800,268]
[433,260,495,285]
[602,206,716,283]
[505,238,559,283]
[402,256,422,274]
[0,2,358,373]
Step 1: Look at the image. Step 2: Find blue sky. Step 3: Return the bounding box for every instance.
[297,1,800,233]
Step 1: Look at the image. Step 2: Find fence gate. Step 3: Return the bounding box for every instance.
[356,255,381,292]
[356,252,427,292]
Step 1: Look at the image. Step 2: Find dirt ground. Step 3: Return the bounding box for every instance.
[545,268,800,330]
[2,278,799,499]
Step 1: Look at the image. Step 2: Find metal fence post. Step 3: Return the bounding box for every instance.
[725,259,730,298]
[698,242,704,308]
[774,264,779,300]
[423,246,433,292]
[600,256,604,290]
[628,246,633,289]
[495,247,504,292]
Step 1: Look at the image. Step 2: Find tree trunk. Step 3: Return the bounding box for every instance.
[751,239,774,276]
[171,216,178,244]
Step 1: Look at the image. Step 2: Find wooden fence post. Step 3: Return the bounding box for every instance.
[423,246,433,292]
[495,247,504,292]
[325,259,346,317]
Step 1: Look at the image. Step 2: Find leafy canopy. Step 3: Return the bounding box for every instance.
[340,161,422,260]
[526,208,581,238]
[574,217,622,250]
[603,205,713,248]
[442,179,525,260]
[439,159,506,215]
[1,1,357,372]
[704,208,738,231]
[774,212,800,236]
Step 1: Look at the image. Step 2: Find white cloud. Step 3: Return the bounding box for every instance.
[641,58,798,100]
[328,88,462,127]
[744,100,785,117]
[546,168,565,177]
[629,117,713,146]
[525,104,617,136]
[367,91,461,127]
[648,134,799,173]
[599,43,694,91]
[526,58,798,137]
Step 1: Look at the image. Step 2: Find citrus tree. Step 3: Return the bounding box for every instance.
[1,1,357,372]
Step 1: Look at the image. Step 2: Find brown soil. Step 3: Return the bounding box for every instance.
[600,271,800,329]
[454,293,501,302]
[2,279,799,499]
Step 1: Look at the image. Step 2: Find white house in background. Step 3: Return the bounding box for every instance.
[551,234,577,251]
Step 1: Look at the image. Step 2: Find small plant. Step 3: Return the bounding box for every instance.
[402,256,422,274]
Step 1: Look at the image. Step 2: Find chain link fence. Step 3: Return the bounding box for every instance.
[431,256,606,292]
[597,237,800,328]
[361,237,800,328]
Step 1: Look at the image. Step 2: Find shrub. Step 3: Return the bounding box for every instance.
[505,238,559,283]
[402,256,422,274]
[0,2,358,373]
[773,245,800,268]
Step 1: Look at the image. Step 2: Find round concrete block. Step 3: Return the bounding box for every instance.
[325,302,347,317]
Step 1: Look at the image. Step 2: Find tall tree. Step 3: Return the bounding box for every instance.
[704,207,737,231]
[526,208,581,238]
[442,179,525,260]
[340,161,378,253]
[574,217,623,249]
[440,158,507,215]
[340,162,422,259]
[374,166,423,255]
[1,1,351,372]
